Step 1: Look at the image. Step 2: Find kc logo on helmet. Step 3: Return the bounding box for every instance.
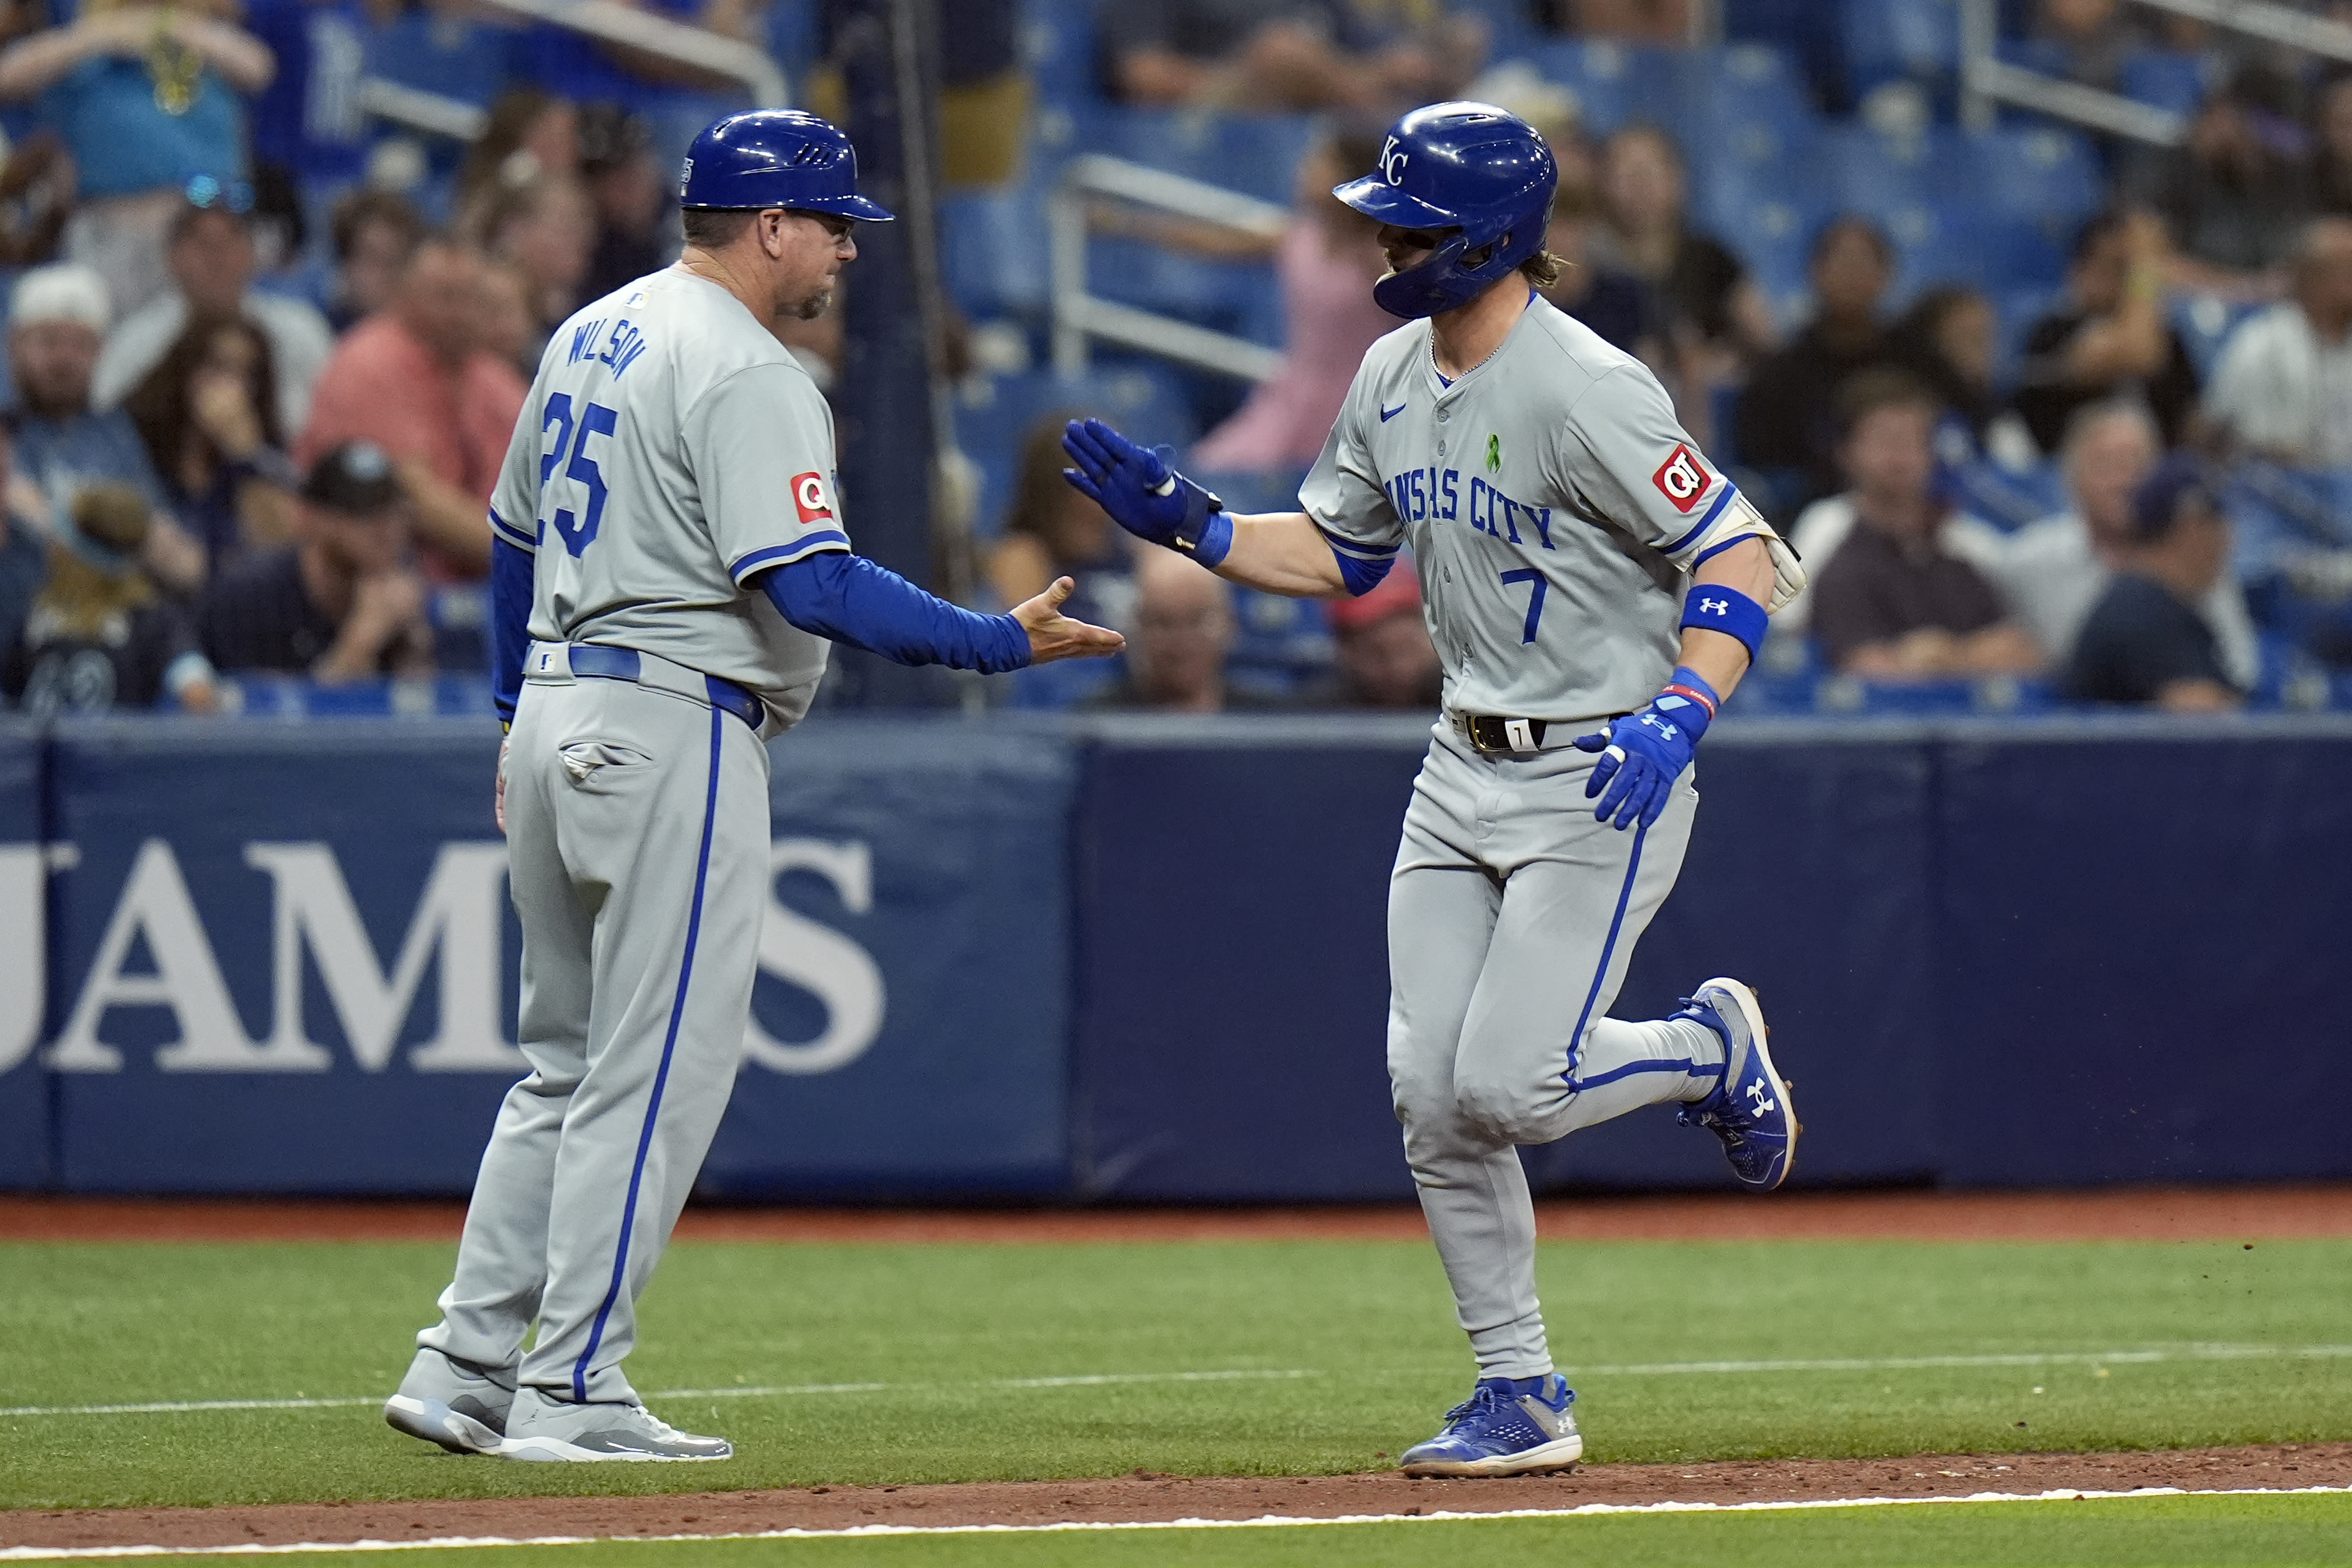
[1651,444,1711,514]
[1380,135,1410,185]
[792,472,833,523]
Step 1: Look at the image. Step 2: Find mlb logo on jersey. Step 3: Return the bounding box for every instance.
[792,472,833,523]
[1651,444,1712,514]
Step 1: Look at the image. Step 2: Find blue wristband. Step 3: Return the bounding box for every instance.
[1681,584,1768,662]
[1166,468,1229,567]
[1182,508,1233,569]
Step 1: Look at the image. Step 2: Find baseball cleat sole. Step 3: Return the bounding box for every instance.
[496,1434,734,1462]
[1700,976,1800,1189]
[1400,1433,1584,1477]
[384,1395,503,1457]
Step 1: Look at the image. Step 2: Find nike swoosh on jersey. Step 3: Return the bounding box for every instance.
[1380,402,1407,422]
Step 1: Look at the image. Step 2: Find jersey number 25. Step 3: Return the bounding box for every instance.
[539,393,619,557]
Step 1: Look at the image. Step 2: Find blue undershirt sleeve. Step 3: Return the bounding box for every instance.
[755,551,1033,673]
[489,536,533,726]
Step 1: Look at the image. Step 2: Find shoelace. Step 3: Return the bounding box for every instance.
[1440,1384,1507,1428]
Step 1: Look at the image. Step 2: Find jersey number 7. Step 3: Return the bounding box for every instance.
[539,394,620,557]
[1499,568,1548,644]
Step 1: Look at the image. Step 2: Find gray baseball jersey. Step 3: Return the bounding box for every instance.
[1301,295,1769,722]
[489,268,851,730]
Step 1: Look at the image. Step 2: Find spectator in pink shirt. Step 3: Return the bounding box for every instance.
[297,241,525,580]
[1186,129,1399,475]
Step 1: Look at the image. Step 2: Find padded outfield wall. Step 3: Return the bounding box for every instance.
[0,711,2345,1198]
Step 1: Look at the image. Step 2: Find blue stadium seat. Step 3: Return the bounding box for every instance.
[1441,0,1542,58]
[1510,39,1673,137]
[2118,50,2215,118]
[1820,124,1946,220]
[1954,127,2104,223]
[1696,189,1822,330]
[1677,50,1820,203]
[1084,108,1315,207]
[1723,0,1849,110]
[939,186,1052,322]
[1840,0,1961,103]
[1023,0,1108,111]
[954,364,1197,539]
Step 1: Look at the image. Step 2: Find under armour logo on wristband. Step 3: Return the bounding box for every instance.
[1700,598,1728,615]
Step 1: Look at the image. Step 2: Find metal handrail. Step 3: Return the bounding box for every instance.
[356,78,489,142]
[1962,54,2186,144]
[2134,0,2352,63]
[472,0,788,108]
[1961,0,2352,142]
[1050,153,1289,382]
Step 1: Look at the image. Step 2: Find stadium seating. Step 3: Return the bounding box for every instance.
[1838,0,1961,108]
[2117,49,2215,119]
[954,363,1197,540]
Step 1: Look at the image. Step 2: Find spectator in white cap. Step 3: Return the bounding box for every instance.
[7,263,202,594]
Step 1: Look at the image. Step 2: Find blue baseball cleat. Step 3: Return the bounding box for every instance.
[1674,977,1798,1190]
[1398,1374,1582,1477]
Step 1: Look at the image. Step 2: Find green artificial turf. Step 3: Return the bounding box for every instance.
[85,1494,2352,1568]
[0,1236,2346,1509]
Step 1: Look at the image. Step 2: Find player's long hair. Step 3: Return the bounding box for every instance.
[122,312,285,500]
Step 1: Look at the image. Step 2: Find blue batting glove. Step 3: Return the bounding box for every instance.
[1572,671,1719,831]
[1060,418,1222,553]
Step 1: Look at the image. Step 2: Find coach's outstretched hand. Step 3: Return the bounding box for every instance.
[1013,576,1126,665]
[1060,418,1223,553]
[1573,678,1715,830]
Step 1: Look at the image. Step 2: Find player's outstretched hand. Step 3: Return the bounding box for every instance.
[1013,576,1126,666]
[1573,696,1706,831]
[1061,418,1218,550]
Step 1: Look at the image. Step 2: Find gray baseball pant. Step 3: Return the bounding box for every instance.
[1387,727,1723,1382]
[418,660,772,1405]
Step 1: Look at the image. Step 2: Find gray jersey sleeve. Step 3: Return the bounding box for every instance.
[686,363,853,586]
[1557,366,1768,570]
[1299,376,1405,572]
[489,384,548,554]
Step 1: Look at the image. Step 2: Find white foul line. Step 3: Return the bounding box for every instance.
[0,1484,2346,1559]
[6,1345,2347,1421]
[0,1370,1314,1420]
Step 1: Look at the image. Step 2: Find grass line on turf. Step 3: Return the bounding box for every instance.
[10,1342,2352,1421]
[4,1492,2352,1567]
[4,1236,2348,1509]
[0,1370,1317,1421]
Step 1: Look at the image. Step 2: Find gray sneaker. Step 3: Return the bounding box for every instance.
[497,1385,733,1462]
[384,1347,514,1455]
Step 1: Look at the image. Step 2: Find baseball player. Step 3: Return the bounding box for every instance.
[1061,102,1804,1477]
[384,109,1121,1463]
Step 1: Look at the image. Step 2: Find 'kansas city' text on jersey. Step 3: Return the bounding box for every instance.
[1303,294,1766,722]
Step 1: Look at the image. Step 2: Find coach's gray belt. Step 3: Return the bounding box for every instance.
[525,640,764,730]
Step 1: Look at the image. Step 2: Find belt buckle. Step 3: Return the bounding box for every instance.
[1463,714,1541,755]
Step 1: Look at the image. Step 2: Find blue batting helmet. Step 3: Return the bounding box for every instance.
[1334,102,1557,319]
[680,109,895,222]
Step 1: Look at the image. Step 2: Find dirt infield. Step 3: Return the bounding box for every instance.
[3,1184,2349,1245]
[3,1444,2344,1552]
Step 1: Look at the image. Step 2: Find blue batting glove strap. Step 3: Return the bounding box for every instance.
[1680,583,1770,663]
[1178,494,1232,568]
[1572,680,1712,831]
[1059,417,1187,548]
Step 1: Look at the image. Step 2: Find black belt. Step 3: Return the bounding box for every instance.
[1453,711,1621,755]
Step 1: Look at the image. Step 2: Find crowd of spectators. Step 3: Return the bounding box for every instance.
[1067,1,2352,714]
[0,0,794,716]
[10,0,2352,720]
